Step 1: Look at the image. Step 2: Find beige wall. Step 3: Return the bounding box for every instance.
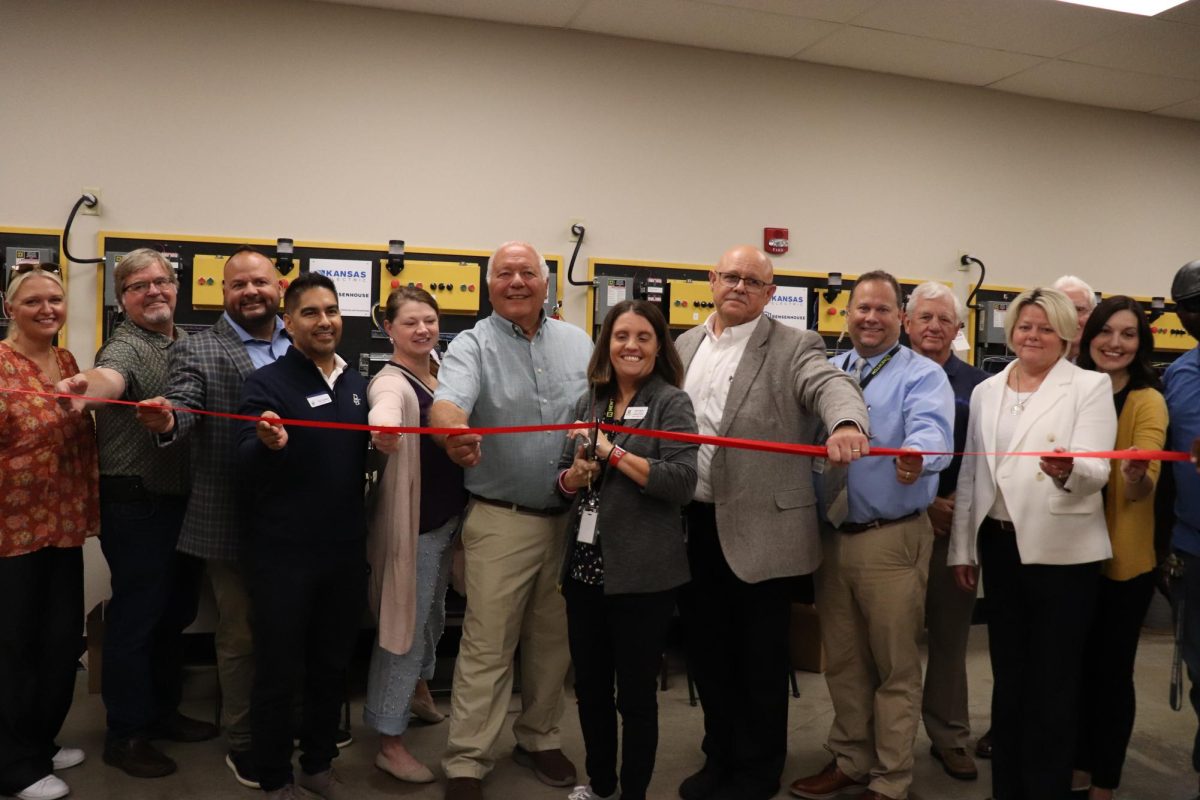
[4,0,1200,369]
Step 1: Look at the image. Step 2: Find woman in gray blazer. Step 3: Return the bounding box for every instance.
[556,300,698,800]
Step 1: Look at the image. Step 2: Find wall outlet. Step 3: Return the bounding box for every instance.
[81,187,102,216]
[956,252,971,271]
[569,218,585,242]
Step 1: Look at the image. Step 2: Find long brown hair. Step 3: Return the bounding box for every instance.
[587,300,684,393]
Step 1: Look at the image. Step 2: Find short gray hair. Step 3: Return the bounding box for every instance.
[1052,275,1096,310]
[905,281,967,327]
[114,248,177,309]
[486,241,549,282]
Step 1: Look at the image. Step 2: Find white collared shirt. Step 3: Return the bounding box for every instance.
[684,314,760,502]
[321,354,348,390]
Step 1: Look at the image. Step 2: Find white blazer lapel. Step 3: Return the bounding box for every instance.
[1006,358,1071,455]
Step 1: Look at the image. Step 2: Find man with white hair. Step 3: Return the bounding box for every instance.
[431,242,592,800]
[1052,275,1097,362]
[902,282,988,781]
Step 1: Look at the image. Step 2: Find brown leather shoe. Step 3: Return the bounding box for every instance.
[788,760,867,799]
[445,777,483,800]
[931,744,978,781]
[975,730,993,759]
[512,745,576,787]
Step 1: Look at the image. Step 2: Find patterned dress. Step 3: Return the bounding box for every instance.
[0,342,100,557]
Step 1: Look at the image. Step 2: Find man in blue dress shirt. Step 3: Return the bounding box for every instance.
[1165,259,1200,800]
[791,271,954,800]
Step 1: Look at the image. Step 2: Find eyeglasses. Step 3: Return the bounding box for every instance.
[715,271,772,293]
[122,277,176,295]
[10,262,62,275]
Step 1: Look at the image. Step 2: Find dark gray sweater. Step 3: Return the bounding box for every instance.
[557,375,698,594]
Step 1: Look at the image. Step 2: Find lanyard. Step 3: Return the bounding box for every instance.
[844,344,901,392]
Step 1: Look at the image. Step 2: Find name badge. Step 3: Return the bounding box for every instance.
[576,508,599,544]
[307,392,332,408]
[624,406,648,420]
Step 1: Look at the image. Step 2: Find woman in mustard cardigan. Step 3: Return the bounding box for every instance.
[1073,296,1168,800]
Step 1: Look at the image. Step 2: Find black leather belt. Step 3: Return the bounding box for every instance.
[471,494,566,517]
[838,510,920,534]
[986,517,1017,532]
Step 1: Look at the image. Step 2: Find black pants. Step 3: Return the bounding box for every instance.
[1074,570,1155,789]
[248,542,367,791]
[0,547,83,795]
[564,578,676,800]
[99,492,204,741]
[981,521,1098,800]
[678,503,792,795]
[1178,551,1200,773]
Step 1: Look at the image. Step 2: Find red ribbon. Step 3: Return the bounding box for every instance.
[3,385,1192,462]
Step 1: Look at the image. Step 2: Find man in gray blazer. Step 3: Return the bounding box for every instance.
[675,245,870,800]
[137,246,291,789]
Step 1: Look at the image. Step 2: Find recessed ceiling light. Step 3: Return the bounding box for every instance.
[1056,0,1190,15]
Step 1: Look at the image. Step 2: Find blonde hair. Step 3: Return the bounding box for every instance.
[1004,287,1077,355]
[6,267,65,304]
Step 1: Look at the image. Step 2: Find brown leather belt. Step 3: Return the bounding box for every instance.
[471,494,566,517]
[838,510,920,534]
[986,517,1017,532]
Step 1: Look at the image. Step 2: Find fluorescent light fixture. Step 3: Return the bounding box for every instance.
[1056,0,1189,15]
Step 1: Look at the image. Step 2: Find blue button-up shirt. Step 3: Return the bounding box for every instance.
[1166,347,1200,556]
[831,344,955,523]
[435,312,592,510]
[222,312,290,370]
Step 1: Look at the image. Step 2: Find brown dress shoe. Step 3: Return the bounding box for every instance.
[931,744,978,781]
[512,745,576,787]
[445,777,483,800]
[788,760,867,799]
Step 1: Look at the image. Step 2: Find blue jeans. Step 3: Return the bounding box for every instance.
[363,516,458,736]
[99,492,202,741]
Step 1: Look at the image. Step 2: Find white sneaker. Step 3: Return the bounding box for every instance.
[567,785,618,800]
[16,775,69,800]
[51,747,85,770]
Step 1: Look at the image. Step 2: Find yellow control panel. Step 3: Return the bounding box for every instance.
[378,260,481,315]
[191,254,299,310]
[1150,312,1197,352]
[816,290,850,335]
[667,279,716,328]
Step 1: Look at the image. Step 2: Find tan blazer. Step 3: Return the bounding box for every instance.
[676,315,869,583]
[949,358,1117,568]
[366,365,422,655]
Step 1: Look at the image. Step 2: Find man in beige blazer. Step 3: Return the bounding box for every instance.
[675,245,869,800]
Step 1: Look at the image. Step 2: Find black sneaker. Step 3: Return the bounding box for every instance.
[103,737,176,779]
[335,728,353,749]
[226,749,261,789]
[148,711,219,743]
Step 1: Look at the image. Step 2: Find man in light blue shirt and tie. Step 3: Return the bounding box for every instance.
[791,270,954,800]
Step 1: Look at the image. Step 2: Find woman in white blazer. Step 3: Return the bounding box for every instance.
[949,287,1117,800]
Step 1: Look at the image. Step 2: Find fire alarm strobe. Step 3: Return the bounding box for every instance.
[764,227,788,255]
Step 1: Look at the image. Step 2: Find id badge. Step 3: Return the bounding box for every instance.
[577,508,599,544]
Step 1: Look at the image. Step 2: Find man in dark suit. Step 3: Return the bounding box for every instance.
[902,281,988,782]
[137,246,291,788]
[674,244,870,800]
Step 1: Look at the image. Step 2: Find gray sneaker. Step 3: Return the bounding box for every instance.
[567,786,619,800]
[263,785,298,800]
[296,767,351,800]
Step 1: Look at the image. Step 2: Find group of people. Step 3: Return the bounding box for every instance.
[2,239,1200,800]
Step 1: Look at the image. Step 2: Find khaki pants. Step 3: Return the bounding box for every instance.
[815,515,933,800]
[442,502,570,779]
[922,532,978,751]
[207,558,255,751]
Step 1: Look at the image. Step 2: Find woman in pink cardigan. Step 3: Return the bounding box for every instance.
[364,287,467,783]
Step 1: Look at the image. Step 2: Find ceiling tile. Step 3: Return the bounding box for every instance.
[990,59,1200,111]
[569,0,841,57]
[797,26,1045,85]
[1063,18,1200,80]
[313,0,589,28]
[693,0,882,24]
[851,0,1137,57]
[1152,96,1200,119]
